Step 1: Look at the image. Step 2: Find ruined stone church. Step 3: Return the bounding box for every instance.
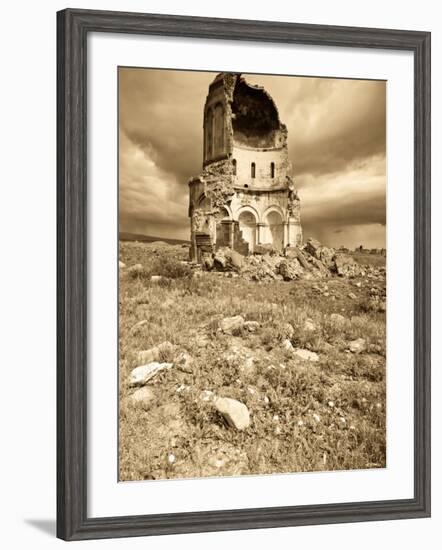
[188,73,302,262]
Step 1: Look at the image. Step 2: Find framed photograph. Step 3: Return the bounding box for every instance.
[57,8,431,541]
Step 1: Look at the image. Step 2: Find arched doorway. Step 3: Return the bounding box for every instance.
[238,210,257,253]
[266,210,284,251]
[215,207,231,249]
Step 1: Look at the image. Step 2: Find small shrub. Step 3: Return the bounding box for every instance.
[150,257,192,279]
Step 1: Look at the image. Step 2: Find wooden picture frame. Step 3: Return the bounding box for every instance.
[57,8,431,541]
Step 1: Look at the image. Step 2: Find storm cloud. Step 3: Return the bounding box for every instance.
[119,68,386,248]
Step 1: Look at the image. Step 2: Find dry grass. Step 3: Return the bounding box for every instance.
[119,241,386,481]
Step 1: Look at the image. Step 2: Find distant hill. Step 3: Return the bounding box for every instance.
[119,232,190,245]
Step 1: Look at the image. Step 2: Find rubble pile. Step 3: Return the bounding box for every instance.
[205,238,373,281]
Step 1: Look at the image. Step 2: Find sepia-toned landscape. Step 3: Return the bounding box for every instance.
[118,69,386,482]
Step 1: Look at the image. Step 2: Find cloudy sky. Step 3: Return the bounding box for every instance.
[119,68,386,249]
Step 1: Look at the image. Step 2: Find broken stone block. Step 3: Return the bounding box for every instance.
[219,315,245,334]
[304,238,321,256]
[129,386,156,409]
[334,254,363,277]
[254,244,278,255]
[278,259,302,280]
[137,341,175,364]
[293,348,319,362]
[214,397,250,430]
[229,250,245,270]
[244,320,260,332]
[128,362,173,387]
[201,252,214,271]
[282,338,294,351]
[348,338,366,354]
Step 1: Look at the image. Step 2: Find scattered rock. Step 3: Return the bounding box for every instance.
[309,256,331,277]
[305,238,335,269]
[229,250,245,270]
[334,254,363,277]
[219,315,244,334]
[304,238,321,257]
[129,386,156,408]
[278,259,303,280]
[175,351,193,373]
[348,338,366,354]
[282,338,294,351]
[304,318,316,331]
[330,313,345,324]
[137,341,175,364]
[199,390,215,402]
[244,320,260,332]
[213,247,245,271]
[201,252,214,271]
[150,275,163,283]
[293,348,319,362]
[348,292,357,300]
[213,251,228,269]
[254,243,278,255]
[119,260,126,269]
[128,362,173,386]
[214,397,250,430]
[280,322,295,340]
[285,246,309,269]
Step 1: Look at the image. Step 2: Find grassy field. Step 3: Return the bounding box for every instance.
[351,252,386,268]
[119,241,386,481]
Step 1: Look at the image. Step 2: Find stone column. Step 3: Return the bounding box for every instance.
[229,220,235,249]
[257,222,267,245]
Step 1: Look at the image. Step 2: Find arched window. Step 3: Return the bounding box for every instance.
[270,162,275,178]
[232,159,237,176]
[251,162,256,179]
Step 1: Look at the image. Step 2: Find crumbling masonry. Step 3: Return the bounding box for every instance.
[188,73,303,263]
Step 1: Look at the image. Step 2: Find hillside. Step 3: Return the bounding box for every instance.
[119,232,190,246]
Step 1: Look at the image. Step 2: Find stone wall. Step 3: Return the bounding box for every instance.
[231,145,288,189]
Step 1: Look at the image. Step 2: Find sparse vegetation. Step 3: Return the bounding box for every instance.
[119,240,386,481]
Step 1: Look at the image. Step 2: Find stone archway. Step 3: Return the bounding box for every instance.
[238,210,257,253]
[265,210,284,251]
[215,207,232,249]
